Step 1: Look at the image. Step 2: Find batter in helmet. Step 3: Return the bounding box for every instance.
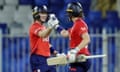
[30,5,58,72]
[32,5,49,23]
[48,2,91,72]
[66,2,84,21]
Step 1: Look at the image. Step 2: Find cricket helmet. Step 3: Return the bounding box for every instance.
[66,2,83,18]
[32,5,48,20]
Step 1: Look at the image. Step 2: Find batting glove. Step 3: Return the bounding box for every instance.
[76,54,87,62]
[47,14,59,28]
[67,47,80,63]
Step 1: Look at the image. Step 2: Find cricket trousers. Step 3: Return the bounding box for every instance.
[30,54,56,72]
[69,60,91,72]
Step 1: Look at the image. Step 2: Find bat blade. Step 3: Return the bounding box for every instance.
[47,55,67,65]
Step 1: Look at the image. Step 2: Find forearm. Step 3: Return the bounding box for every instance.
[47,14,69,37]
[55,25,69,37]
[77,39,90,50]
[76,33,90,50]
[60,29,68,37]
[38,28,52,38]
[67,39,90,63]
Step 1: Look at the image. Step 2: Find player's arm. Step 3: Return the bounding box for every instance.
[77,32,90,50]
[55,25,69,37]
[37,28,52,38]
[38,14,59,38]
[47,14,69,37]
[69,32,90,53]
[32,25,53,38]
[67,32,90,63]
[61,29,69,37]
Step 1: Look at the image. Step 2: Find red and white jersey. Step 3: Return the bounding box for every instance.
[29,22,50,57]
[69,18,90,55]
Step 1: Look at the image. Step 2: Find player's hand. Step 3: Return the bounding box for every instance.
[76,54,86,62]
[53,50,58,56]
[69,47,80,54]
[67,47,80,63]
[67,52,76,63]
[47,14,59,28]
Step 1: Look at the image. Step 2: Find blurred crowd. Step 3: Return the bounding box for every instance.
[0,0,120,35]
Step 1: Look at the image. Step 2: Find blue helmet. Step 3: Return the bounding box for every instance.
[32,5,48,20]
[66,2,83,17]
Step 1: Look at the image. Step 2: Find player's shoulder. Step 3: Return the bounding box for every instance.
[77,18,87,26]
[80,18,86,24]
[75,18,88,30]
[29,23,38,32]
[33,22,41,26]
[31,22,41,28]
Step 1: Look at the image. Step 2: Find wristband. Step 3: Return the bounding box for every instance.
[50,46,55,54]
[55,25,64,33]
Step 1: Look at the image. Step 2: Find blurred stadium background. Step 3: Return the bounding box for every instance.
[0,0,120,72]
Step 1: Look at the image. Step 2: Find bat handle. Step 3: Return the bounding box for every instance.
[86,54,106,59]
[76,54,87,62]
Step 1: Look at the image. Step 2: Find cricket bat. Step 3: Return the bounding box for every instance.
[47,55,68,65]
[47,54,106,66]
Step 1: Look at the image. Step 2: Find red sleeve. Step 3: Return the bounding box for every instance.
[30,24,42,36]
[78,22,88,36]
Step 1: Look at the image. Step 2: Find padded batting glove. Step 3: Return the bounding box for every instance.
[67,47,80,63]
[47,14,59,28]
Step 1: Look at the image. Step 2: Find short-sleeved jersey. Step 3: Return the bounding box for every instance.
[29,22,50,57]
[69,18,90,55]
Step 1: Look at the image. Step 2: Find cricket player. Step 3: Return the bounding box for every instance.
[29,5,59,72]
[48,2,91,72]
